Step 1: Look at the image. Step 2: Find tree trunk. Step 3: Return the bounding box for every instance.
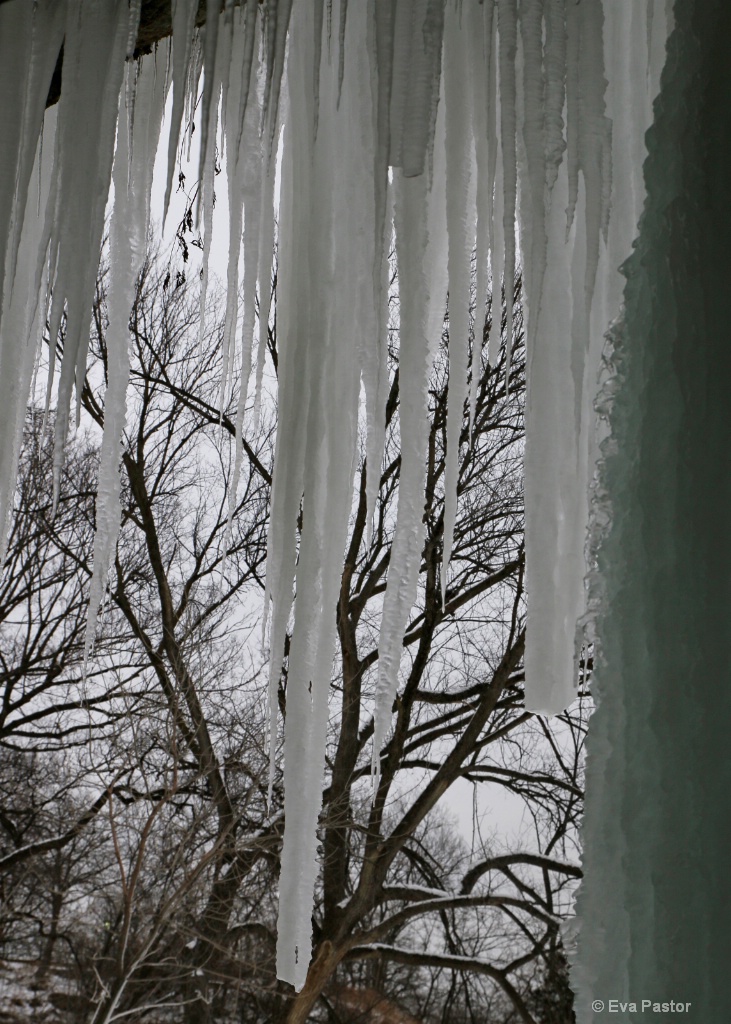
[276,942,344,1024]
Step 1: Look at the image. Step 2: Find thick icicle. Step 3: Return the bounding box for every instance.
[0,0,66,321]
[272,1,370,988]
[565,0,580,234]
[544,0,567,194]
[261,0,294,151]
[195,2,220,227]
[41,0,133,511]
[223,19,265,568]
[468,0,495,437]
[251,147,276,434]
[489,75,505,370]
[220,7,260,415]
[441,4,475,605]
[497,0,518,384]
[311,0,326,137]
[0,1,66,563]
[0,110,57,569]
[234,0,260,153]
[521,0,596,713]
[162,0,198,226]
[184,32,204,163]
[337,0,348,106]
[518,0,548,349]
[389,0,446,179]
[523,155,581,715]
[386,0,411,171]
[197,16,227,357]
[372,97,448,778]
[85,54,169,668]
[522,0,669,714]
[361,187,391,551]
[575,0,610,335]
[261,0,315,833]
[363,0,397,542]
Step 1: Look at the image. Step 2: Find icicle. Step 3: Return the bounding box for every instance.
[311,0,325,139]
[197,15,229,358]
[522,0,670,715]
[489,78,505,369]
[162,0,198,227]
[337,0,348,106]
[362,184,391,551]
[218,12,236,151]
[523,153,581,715]
[519,0,548,350]
[362,1,397,543]
[263,36,312,826]
[497,0,518,386]
[468,0,495,438]
[544,0,567,195]
[0,2,34,321]
[395,0,445,179]
[252,145,277,434]
[126,0,142,58]
[441,4,475,606]
[576,0,610,322]
[40,0,132,513]
[387,0,410,170]
[273,0,368,988]
[222,21,264,571]
[195,1,221,227]
[262,0,294,152]
[0,0,65,330]
[647,0,670,103]
[645,0,654,82]
[565,0,580,234]
[184,33,204,163]
[220,8,257,415]
[0,108,57,569]
[372,96,448,782]
[234,0,261,155]
[125,60,140,187]
[85,53,169,671]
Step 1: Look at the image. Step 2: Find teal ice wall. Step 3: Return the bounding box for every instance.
[572,2,731,1020]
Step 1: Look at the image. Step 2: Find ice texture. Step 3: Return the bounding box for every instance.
[85,53,169,668]
[468,0,495,435]
[272,2,368,986]
[162,0,198,226]
[0,109,57,568]
[441,7,476,604]
[572,3,731,1018]
[373,96,448,783]
[43,1,133,511]
[0,0,678,995]
[522,0,665,713]
[222,7,264,571]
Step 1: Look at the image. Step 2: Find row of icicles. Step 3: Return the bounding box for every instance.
[0,0,670,990]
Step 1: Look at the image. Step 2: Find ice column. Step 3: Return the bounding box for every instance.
[85,53,169,665]
[572,3,731,1019]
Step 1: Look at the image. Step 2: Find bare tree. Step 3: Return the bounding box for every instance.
[0,251,587,1024]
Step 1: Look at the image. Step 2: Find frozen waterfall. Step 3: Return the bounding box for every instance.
[4,2,714,1011]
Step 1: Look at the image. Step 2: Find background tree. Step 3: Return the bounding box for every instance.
[0,249,588,1024]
